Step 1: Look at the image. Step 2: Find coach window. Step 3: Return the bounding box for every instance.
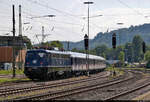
[71,58,73,65]
[77,58,79,64]
[75,58,77,65]
[92,59,94,65]
[94,60,95,65]
[80,59,82,64]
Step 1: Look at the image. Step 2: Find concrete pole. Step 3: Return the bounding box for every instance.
[12,5,16,78]
[19,5,22,36]
[42,26,44,44]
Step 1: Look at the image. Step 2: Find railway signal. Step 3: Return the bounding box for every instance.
[112,33,116,76]
[84,34,89,50]
[142,41,146,54]
[112,33,116,49]
[84,34,89,76]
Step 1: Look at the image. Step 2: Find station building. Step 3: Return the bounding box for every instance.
[0,36,30,70]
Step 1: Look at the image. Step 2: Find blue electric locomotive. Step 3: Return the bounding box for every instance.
[24,49,71,80]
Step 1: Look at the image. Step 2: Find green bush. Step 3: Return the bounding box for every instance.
[146,61,150,68]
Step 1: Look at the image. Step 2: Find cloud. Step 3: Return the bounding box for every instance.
[20,8,150,44]
[1,0,150,44]
[89,8,150,35]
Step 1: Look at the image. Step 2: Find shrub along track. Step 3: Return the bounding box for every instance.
[0,71,110,100]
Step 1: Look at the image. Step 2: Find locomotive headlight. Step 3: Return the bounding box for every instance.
[33,60,37,64]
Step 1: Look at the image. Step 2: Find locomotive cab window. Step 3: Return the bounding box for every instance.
[26,52,34,59]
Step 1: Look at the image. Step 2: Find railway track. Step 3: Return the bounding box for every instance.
[0,74,26,78]
[84,70,149,100]
[0,74,30,88]
[4,70,133,100]
[13,71,133,100]
[1,69,148,101]
[0,80,32,88]
[104,79,150,100]
[0,71,111,99]
[0,71,108,88]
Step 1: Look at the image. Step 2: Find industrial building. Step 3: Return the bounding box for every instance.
[0,36,30,70]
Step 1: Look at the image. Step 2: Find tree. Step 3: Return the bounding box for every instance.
[132,35,143,62]
[105,48,116,60]
[118,51,125,62]
[26,41,32,49]
[115,45,124,60]
[144,51,150,68]
[72,48,78,52]
[50,41,63,48]
[144,51,150,61]
[42,42,50,47]
[22,36,33,49]
[94,44,108,57]
[89,49,96,55]
[124,42,133,62]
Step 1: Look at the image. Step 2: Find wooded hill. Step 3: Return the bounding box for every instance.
[62,23,150,50]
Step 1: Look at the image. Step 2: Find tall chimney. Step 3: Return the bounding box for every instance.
[19,5,22,36]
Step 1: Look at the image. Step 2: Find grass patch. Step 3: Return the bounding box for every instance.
[106,67,122,72]
[123,67,150,71]
[123,67,145,70]
[0,69,24,75]
[0,77,30,83]
[105,67,124,76]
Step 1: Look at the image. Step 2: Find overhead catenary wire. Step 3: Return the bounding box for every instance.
[0,0,109,43]
[20,10,88,38]
[3,0,150,43]
[0,0,122,32]
[27,0,83,19]
[20,9,84,29]
[116,0,149,19]
[22,10,112,40]
[0,0,117,38]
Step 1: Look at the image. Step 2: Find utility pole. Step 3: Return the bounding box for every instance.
[36,26,51,47]
[67,41,70,51]
[83,1,94,76]
[42,26,44,44]
[12,5,16,78]
[31,14,55,47]
[18,5,23,70]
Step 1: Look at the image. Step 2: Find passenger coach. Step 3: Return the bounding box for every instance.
[68,51,106,75]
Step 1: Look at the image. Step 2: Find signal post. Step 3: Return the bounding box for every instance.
[84,34,89,76]
[112,33,116,76]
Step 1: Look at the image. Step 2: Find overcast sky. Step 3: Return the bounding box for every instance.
[0,0,150,44]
